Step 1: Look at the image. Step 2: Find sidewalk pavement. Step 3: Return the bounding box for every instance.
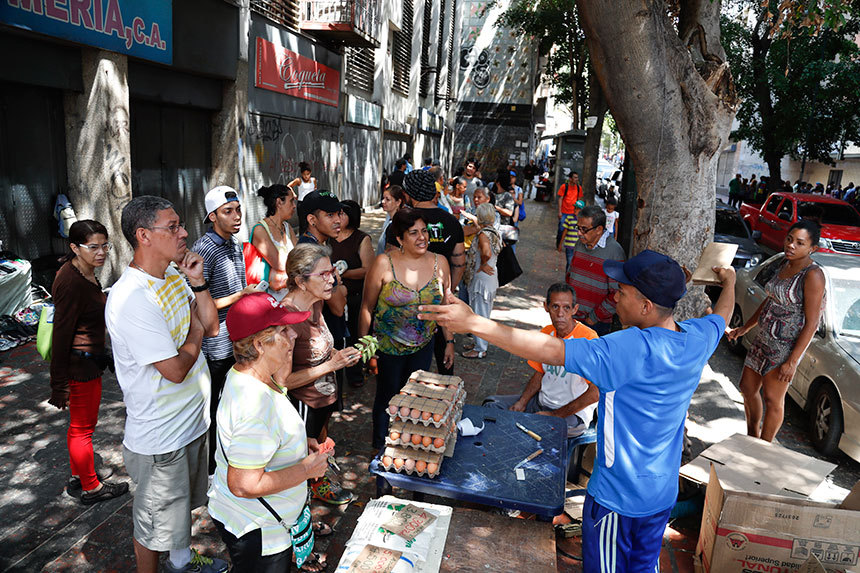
[0,199,696,572]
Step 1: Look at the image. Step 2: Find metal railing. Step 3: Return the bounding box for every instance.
[302,0,379,39]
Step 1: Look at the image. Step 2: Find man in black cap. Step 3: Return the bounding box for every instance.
[387,169,465,374]
[419,250,736,572]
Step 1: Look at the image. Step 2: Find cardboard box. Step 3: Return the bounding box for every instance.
[681,434,836,499]
[695,465,860,573]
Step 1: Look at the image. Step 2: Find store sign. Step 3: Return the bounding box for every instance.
[1,0,172,64]
[418,108,444,135]
[255,37,339,108]
[345,94,380,128]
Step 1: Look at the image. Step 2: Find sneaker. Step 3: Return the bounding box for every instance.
[67,467,115,495]
[163,549,229,573]
[80,480,129,505]
[310,475,354,505]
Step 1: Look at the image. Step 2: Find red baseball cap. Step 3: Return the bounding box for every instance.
[226,292,310,342]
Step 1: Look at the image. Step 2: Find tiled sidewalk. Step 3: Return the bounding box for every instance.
[0,199,698,572]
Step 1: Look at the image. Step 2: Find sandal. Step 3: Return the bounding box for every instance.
[313,521,333,537]
[461,350,486,359]
[296,551,327,572]
[463,341,475,351]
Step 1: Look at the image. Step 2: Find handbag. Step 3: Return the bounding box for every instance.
[517,200,526,221]
[243,224,269,285]
[36,304,54,361]
[497,244,523,287]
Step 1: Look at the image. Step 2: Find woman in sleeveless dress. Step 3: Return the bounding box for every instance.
[252,184,298,299]
[727,220,826,442]
[358,208,454,448]
[331,200,375,387]
[288,161,317,202]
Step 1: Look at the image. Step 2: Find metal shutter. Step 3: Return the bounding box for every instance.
[391,0,413,96]
[346,47,375,93]
[445,0,455,108]
[419,0,432,98]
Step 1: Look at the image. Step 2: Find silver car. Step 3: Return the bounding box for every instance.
[728,252,860,462]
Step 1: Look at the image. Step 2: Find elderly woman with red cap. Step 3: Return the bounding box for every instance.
[207,292,329,573]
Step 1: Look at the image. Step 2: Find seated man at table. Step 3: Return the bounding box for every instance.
[483,283,598,437]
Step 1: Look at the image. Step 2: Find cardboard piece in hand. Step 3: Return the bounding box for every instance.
[692,242,738,285]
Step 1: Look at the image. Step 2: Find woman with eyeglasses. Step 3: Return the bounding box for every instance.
[277,244,360,505]
[49,220,129,505]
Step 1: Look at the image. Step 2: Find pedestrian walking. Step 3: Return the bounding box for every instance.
[49,220,129,505]
[727,220,825,442]
[193,186,259,474]
[105,196,226,573]
[557,171,583,249]
[728,173,742,208]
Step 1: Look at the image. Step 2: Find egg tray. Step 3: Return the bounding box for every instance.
[409,369,464,389]
[400,380,460,403]
[379,446,444,478]
[384,419,457,454]
[388,394,455,427]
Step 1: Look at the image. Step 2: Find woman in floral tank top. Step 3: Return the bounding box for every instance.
[359,209,453,448]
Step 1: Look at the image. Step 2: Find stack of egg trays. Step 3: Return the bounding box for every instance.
[384,418,458,454]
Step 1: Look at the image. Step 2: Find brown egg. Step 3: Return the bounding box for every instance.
[404,459,416,471]
[393,458,404,469]
[388,405,398,415]
[399,406,411,417]
[422,436,433,447]
[400,432,411,443]
[389,431,400,441]
[415,460,427,473]
[382,455,392,466]
[432,413,442,422]
[433,437,445,448]
[410,408,421,418]
[426,462,438,474]
[411,434,422,445]
[421,411,432,420]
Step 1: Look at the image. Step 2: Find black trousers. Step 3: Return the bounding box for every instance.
[206,355,236,475]
[372,343,434,448]
[214,520,292,573]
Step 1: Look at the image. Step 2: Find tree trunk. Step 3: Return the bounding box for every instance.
[577,0,738,319]
[750,13,782,193]
[581,67,608,205]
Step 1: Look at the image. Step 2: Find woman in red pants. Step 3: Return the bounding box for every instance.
[49,220,128,505]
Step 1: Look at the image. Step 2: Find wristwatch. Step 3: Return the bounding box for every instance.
[190,280,209,292]
[446,339,455,345]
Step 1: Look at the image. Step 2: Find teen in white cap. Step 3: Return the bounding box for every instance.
[193,185,260,474]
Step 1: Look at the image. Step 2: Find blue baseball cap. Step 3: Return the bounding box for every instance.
[603,250,687,308]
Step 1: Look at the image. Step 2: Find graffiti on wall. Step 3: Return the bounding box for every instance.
[458,0,533,104]
[453,121,531,172]
[341,126,380,205]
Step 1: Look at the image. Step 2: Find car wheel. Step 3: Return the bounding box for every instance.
[809,383,843,456]
[727,306,745,356]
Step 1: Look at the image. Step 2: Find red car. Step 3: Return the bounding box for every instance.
[739,192,860,255]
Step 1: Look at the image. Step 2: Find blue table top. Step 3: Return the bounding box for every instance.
[369,404,568,518]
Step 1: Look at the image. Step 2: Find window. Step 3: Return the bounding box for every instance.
[346,47,375,93]
[391,0,413,96]
[251,0,300,32]
[764,196,782,214]
[434,0,446,100]
[715,209,750,238]
[755,257,781,287]
[419,0,433,98]
[777,199,794,220]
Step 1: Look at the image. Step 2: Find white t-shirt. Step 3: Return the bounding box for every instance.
[528,324,598,426]
[105,265,210,455]
[604,210,620,234]
[208,368,308,556]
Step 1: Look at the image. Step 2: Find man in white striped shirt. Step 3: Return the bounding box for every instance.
[193,186,260,474]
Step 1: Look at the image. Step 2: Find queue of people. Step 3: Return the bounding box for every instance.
[43,154,831,573]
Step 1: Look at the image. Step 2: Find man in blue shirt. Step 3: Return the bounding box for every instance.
[419,250,736,572]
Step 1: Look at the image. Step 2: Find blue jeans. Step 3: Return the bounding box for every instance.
[372,343,434,448]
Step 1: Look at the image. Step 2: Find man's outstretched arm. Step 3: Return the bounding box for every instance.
[419,291,566,366]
